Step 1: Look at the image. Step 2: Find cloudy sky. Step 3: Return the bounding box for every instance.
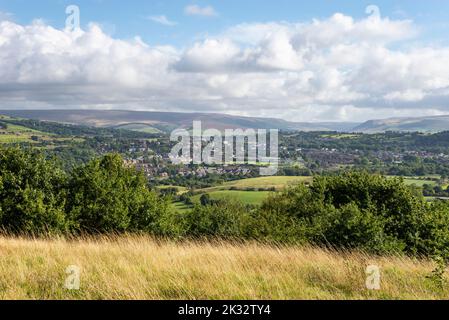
[1,0,449,122]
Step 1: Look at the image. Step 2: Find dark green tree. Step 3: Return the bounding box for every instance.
[0,147,69,234]
[66,153,169,233]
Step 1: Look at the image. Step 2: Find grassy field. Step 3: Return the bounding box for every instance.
[171,201,192,213]
[115,123,162,134]
[0,235,446,300]
[157,185,189,195]
[403,179,438,187]
[202,176,312,193]
[321,133,360,139]
[0,134,34,143]
[193,190,272,205]
[387,176,440,187]
[0,121,84,146]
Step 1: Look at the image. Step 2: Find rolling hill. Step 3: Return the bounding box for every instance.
[0,110,357,133]
[353,115,449,133]
[2,110,449,133]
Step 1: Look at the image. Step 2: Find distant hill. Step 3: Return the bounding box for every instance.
[0,110,357,133]
[3,110,449,133]
[353,115,449,133]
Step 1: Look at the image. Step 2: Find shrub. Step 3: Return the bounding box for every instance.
[183,200,256,238]
[65,153,170,233]
[200,194,211,206]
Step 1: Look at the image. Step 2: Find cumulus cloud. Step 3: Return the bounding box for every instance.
[184,5,218,17]
[148,15,177,27]
[1,13,449,122]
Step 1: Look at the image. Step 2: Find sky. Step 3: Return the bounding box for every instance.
[1,0,449,122]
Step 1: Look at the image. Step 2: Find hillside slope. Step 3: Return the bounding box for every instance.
[0,110,357,132]
[354,115,449,133]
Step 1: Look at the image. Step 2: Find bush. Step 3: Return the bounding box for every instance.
[66,153,169,233]
[183,200,256,238]
[200,194,211,206]
[159,187,179,196]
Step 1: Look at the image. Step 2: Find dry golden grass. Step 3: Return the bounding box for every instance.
[0,235,447,300]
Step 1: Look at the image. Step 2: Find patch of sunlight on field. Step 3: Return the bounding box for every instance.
[202,176,312,193]
[157,185,189,194]
[193,190,272,205]
[0,134,34,143]
[171,201,192,213]
[0,236,445,300]
[387,176,438,187]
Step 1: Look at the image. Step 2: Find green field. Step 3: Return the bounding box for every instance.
[403,178,437,187]
[115,123,161,134]
[0,120,85,146]
[2,123,43,134]
[0,134,34,143]
[387,176,439,187]
[203,176,312,193]
[157,185,189,194]
[171,201,192,213]
[0,121,51,144]
[321,133,360,139]
[193,190,272,205]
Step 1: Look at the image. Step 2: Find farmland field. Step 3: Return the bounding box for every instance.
[203,176,312,193]
[0,120,85,146]
[0,134,34,144]
[194,190,272,205]
[387,176,440,187]
[403,178,438,187]
[157,185,189,194]
[115,123,162,134]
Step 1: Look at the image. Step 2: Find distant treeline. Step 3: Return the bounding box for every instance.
[1,146,449,259]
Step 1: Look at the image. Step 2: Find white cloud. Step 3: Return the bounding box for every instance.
[184,5,218,17]
[148,15,177,26]
[1,13,449,122]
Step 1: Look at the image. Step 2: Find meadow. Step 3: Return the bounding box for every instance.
[193,190,272,205]
[204,176,313,192]
[0,235,446,300]
[387,176,440,187]
[0,120,84,145]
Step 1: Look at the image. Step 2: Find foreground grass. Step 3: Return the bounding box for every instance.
[0,236,447,300]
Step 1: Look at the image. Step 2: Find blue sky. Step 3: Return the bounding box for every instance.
[1,1,449,121]
[1,0,449,47]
